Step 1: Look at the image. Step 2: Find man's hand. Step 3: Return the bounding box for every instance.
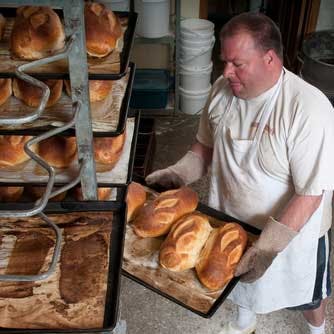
[235,217,297,283]
[145,150,207,189]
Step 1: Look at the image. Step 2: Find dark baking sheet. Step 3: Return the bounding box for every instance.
[0,112,140,187]
[0,63,136,137]
[0,199,127,333]
[0,9,137,80]
[122,202,261,318]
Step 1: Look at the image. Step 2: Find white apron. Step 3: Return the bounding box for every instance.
[208,73,323,313]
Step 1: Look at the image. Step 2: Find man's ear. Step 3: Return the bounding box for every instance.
[264,49,276,65]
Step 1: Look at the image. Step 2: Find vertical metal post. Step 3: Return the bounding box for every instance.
[174,0,181,115]
[63,0,98,200]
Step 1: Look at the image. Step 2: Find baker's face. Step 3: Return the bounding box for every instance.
[220,32,270,99]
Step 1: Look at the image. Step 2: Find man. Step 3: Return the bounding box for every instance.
[146,13,334,334]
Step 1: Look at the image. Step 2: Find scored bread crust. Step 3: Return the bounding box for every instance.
[132,186,199,238]
[11,6,65,60]
[0,78,12,106]
[195,223,248,291]
[159,212,212,272]
[126,182,147,222]
[85,2,123,58]
[0,135,35,167]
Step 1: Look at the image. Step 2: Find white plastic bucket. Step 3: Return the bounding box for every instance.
[135,0,169,38]
[180,62,213,91]
[181,18,214,38]
[104,0,130,11]
[180,35,215,49]
[179,85,212,115]
[180,41,214,68]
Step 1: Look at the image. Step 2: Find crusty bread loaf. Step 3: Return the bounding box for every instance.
[0,13,6,41]
[0,78,12,106]
[85,2,122,58]
[26,186,67,202]
[38,136,77,168]
[64,80,113,103]
[11,6,65,60]
[126,182,147,222]
[195,223,248,291]
[0,186,24,202]
[132,186,199,238]
[73,187,111,201]
[94,132,126,171]
[13,78,62,108]
[159,213,212,272]
[0,136,34,167]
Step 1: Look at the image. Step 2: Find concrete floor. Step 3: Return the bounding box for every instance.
[119,115,334,334]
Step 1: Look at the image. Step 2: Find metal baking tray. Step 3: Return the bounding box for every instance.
[122,202,260,318]
[0,199,127,333]
[0,63,136,137]
[0,9,137,80]
[0,112,140,187]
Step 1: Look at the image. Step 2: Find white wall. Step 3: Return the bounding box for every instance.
[316,0,334,30]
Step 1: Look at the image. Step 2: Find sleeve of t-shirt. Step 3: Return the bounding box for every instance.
[287,93,334,195]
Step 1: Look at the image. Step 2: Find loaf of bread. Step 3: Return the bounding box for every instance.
[126,182,147,222]
[0,78,12,106]
[73,187,111,201]
[11,6,65,60]
[64,80,113,103]
[0,13,6,41]
[0,186,24,202]
[13,78,62,108]
[85,2,122,58]
[132,186,199,238]
[0,136,34,167]
[159,213,212,272]
[26,186,67,202]
[94,132,126,171]
[38,136,77,168]
[195,223,248,291]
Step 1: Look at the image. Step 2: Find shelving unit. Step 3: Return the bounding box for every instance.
[0,1,137,333]
[131,0,180,117]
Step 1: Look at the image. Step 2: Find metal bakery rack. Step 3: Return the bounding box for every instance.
[0,1,137,333]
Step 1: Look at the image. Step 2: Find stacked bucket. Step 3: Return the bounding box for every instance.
[179,18,215,115]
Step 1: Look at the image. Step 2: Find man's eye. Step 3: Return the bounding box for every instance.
[235,63,243,67]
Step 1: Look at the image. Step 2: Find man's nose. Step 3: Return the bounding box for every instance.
[223,62,234,78]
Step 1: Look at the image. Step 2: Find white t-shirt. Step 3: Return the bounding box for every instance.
[197,69,334,235]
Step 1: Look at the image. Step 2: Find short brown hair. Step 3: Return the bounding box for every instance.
[220,12,283,61]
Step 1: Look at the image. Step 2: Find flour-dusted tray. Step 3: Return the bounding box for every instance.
[0,63,135,136]
[0,11,137,79]
[0,113,140,187]
[122,202,260,318]
[0,200,126,333]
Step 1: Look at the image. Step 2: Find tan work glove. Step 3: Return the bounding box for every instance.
[235,217,298,283]
[145,150,206,189]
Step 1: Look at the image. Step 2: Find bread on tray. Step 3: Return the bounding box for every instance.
[0,186,24,202]
[85,2,122,58]
[159,212,212,272]
[195,223,248,291]
[11,6,65,60]
[131,186,199,238]
[0,78,12,106]
[126,182,147,223]
[13,78,62,108]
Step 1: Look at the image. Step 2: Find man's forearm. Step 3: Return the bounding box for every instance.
[277,193,323,232]
[190,140,213,171]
